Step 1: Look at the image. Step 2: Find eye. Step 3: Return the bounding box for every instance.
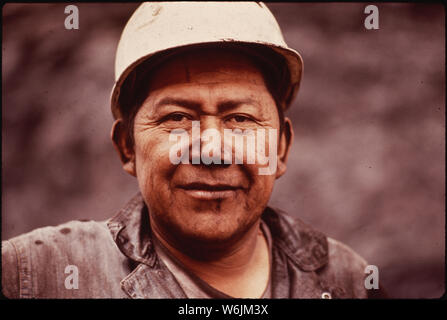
[229,115,253,123]
[170,114,186,121]
[234,115,248,122]
[163,113,190,122]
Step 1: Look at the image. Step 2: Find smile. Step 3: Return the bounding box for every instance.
[178,183,240,200]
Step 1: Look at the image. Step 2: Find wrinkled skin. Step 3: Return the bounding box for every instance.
[113,48,293,258]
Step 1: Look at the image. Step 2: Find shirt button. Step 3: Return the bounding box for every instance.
[321,292,332,299]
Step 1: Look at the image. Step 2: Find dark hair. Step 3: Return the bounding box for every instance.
[118,43,290,149]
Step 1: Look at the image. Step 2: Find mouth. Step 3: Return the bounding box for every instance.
[177,182,241,200]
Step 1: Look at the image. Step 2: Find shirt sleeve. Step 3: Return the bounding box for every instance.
[2,240,20,298]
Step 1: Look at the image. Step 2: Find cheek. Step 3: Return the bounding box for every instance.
[134,133,176,197]
[242,164,276,209]
[252,176,275,199]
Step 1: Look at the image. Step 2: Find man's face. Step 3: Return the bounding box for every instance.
[123,48,291,248]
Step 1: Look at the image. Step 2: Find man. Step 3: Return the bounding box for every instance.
[2,2,378,299]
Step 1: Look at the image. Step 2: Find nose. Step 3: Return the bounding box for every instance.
[200,116,221,133]
[190,116,229,166]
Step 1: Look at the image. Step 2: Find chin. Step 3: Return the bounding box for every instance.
[171,212,254,245]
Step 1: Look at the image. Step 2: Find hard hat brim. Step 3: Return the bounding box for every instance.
[110,40,303,120]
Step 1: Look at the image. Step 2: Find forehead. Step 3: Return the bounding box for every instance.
[146,47,268,92]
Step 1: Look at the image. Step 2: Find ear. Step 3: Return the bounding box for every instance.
[111,119,136,177]
[276,117,294,179]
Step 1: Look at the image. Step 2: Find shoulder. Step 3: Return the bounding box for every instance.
[327,237,368,271]
[5,219,112,253]
[2,240,20,298]
[316,237,369,298]
[324,238,387,298]
[264,207,370,298]
[2,219,119,298]
[324,236,369,281]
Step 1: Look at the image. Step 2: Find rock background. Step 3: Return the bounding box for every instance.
[2,3,444,298]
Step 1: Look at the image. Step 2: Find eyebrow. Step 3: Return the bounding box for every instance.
[154,97,201,111]
[154,97,260,113]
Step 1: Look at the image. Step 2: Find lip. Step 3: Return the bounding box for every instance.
[177,183,240,200]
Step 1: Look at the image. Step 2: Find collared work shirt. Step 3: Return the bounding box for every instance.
[152,220,274,298]
[2,194,375,298]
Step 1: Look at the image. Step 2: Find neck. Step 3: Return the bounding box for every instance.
[151,219,270,298]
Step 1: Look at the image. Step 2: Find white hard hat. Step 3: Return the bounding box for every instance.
[111,1,303,119]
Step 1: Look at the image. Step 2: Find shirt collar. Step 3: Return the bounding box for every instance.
[107,193,157,267]
[107,193,328,272]
[261,206,328,271]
